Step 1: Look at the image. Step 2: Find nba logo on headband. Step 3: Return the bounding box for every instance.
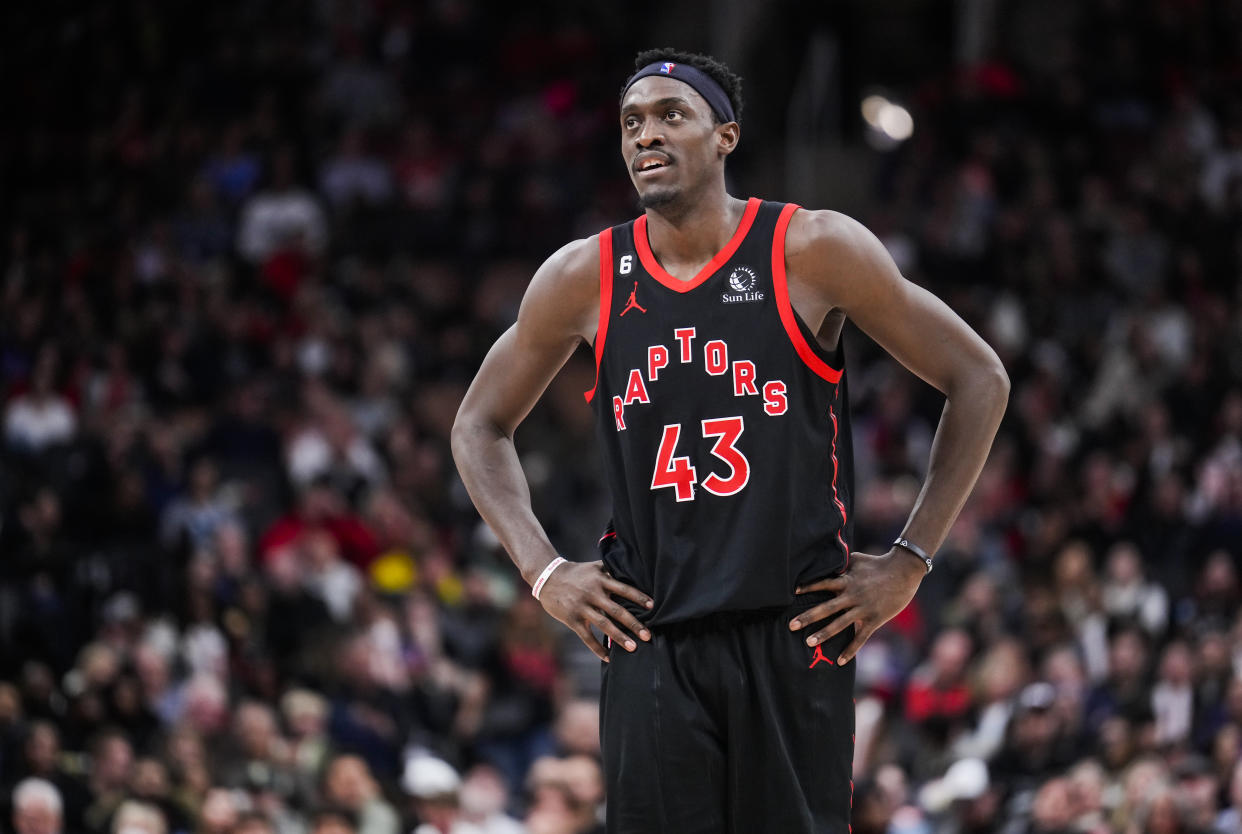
[623,60,735,123]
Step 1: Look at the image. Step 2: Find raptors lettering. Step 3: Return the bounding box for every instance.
[611,324,788,432]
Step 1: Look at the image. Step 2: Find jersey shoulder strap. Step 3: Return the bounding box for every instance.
[585,226,616,403]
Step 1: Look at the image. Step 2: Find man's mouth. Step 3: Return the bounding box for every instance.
[634,154,672,175]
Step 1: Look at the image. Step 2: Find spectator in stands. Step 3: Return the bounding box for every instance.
[1150,641,1197,748]
[159,457,239,554]
[992,683,1078,796]
[1085,623,1152,729]
[400,755,471,834]
[319,129,394,211]
[3,350,75,455]
[128,757,191,834]
[281,689,332,804]
[196,787,244,834]
[321,754,399,834]
[11,778,62,834]
[1100,541,1169,637]
[6,722,89,830]
[904,628,975,767]
[236,147,327,297]
[457,764,524,834]
[83,730,134,833]
[110,800,166,834]
[952,637,1028,762]
[1218,759,1242,834]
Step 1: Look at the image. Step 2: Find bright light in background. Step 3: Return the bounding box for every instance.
[861,94,887,125]
[860,94,914,149]
[877,103,913,140]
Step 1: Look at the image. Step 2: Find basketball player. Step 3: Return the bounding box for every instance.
[452,49,1009,833]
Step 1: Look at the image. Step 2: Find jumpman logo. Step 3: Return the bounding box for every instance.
[808,644,834,669]
[619,281,647,316]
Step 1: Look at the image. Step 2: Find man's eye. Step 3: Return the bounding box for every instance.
[665,111,683,121]
[624,118,639,129]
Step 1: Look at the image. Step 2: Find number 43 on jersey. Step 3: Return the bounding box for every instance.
[651,416,750,501]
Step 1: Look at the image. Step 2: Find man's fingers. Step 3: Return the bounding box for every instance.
[788,595,851,632]
[588,609,639,653]
[795,575,847,595]
[572,623,610,662]
[837,625,875,666]
[601,600,651,642]
[804,608,857,647]
[602,577,654,610]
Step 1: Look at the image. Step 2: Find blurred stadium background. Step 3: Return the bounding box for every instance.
[2,1,1242,832]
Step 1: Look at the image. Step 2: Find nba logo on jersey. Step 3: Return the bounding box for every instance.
[661,62,676,74]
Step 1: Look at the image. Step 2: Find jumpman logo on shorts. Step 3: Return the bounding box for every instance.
[808,644,834,669]
[619,282,647,316]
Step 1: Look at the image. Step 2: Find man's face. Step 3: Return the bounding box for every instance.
[25,727,58,773]
[619,76,735,210]
[325,757,370,808]
[14,803,60,834]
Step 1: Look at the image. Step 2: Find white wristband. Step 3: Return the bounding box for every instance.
[531,557,568,600]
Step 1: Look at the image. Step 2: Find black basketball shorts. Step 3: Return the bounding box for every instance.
[600,592,855,833]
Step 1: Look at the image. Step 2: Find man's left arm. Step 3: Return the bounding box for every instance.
[783,209,1010,665]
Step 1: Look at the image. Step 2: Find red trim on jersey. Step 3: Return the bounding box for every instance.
[771,203,843,384]
[584,228,614,403]
[829,402,850,568]
[634,197,761,292]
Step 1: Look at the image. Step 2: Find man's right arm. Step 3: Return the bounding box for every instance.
[450,235,652,661]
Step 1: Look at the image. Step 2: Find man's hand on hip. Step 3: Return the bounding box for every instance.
[787,550,925,666]
[539,560,653,662]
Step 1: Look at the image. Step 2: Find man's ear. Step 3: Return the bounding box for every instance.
[717,122,740,158]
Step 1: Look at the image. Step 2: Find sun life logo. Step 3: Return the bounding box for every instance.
[722,266,763,304]
[728,266,757,292]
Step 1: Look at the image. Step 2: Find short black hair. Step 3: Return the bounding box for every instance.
[627,49,744,124]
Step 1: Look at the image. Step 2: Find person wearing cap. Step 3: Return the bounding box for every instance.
[991,682,1078,794]
[401,755,482,834]
[453,47,1008,833]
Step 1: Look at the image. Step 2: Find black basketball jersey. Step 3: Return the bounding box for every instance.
[585,198,854,626]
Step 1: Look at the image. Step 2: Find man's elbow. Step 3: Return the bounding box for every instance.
[450,416,466,460]
[981,359,1011,416]
[450,407,479,466]
[950,357,1009,417]
[451,405,506,464]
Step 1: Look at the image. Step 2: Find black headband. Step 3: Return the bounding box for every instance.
[622,60,736,124]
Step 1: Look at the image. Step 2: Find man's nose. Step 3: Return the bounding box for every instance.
[636,122,664,147]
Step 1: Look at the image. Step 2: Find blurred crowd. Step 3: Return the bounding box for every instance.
[2,0,1242,833]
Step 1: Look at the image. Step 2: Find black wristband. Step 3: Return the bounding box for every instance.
[893,537,934,574]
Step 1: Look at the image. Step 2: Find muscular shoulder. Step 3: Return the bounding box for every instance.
[540,234,601,285]
[517,233,604,345]
[783,208,900,314]
[785,209,878,276]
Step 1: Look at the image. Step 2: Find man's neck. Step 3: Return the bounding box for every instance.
[643,187,747,274]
